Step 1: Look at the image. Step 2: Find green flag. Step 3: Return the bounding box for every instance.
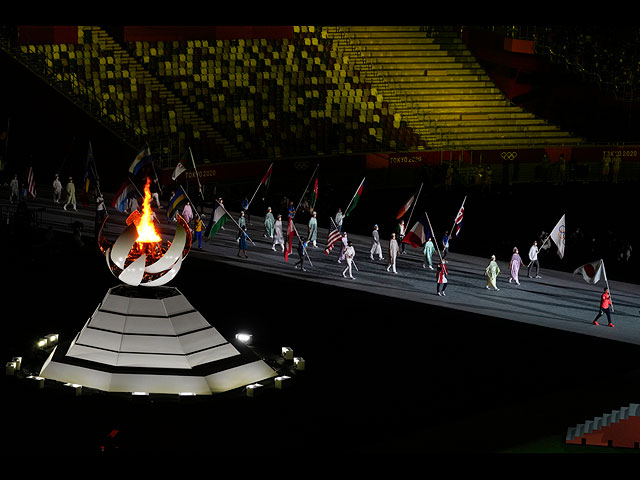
[345,178,364,217]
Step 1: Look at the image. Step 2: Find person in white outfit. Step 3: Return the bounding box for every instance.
[272,214,285,251]
[338,232,348,263]
[527,240,542,278]
[370,224,384,260]
[386,232,398,274]
[342,240,356,279]
[52,174,62,203]
[63,177,77,211]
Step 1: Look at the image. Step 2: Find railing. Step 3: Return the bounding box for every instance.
[0,28,140,149]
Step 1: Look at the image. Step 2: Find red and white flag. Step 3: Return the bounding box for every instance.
[573,259,604,284]
[396,193,415,220]
[27,166,36,198]
[324,227,343,255]
[403,214,430,247]
[454,205,464,236]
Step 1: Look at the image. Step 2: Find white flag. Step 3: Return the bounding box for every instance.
[171,162,186,180]
[550,214,566,259]
[573,259,603,284]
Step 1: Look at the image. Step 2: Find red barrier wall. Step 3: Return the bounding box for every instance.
[122,26,294,42]
[373,146,640,168]
[17,26,78,45]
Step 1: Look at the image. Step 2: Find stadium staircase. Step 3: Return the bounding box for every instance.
[8,26,242,163]
[565,403,639,449]
[323,26,584,150]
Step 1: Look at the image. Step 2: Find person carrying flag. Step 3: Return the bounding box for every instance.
[237,225,249,258]
[295,237,308,272]
[441,231,452,259]
[436,260,449,296]
[397,220,407,254]
[342,240,356,279]
[527,240,542,279]
[593,287,615,327]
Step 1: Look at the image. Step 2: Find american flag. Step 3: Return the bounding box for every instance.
[454,206,464,236]
[324,227,343,255]
[27,166,36,198]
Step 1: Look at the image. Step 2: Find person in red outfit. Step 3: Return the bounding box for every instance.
[436,261,448,296]
[593,287,614,327]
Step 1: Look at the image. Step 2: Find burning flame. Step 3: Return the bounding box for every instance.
[135,178,162,245]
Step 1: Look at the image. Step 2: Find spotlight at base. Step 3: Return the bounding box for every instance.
[235,333,253,345]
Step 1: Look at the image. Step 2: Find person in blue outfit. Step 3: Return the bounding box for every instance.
[237,225,249,258]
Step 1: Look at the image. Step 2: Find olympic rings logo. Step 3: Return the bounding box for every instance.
[294,161,310,170]
[559,225,566,240]
[501,151,518,161]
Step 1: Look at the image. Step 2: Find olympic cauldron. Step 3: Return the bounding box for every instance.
[99,178,191,287]
[38,178,278,395]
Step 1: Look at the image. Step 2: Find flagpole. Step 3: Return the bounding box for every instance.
[88,141,103,197]
[424,210,444,264]
[189,147,204,200]
[344,176,365,218]
[290,219,313,266]
[214,199,256,246]
[404,182,424,233]
[294,163,319,218]
[248,162,273,209]
[329,217,357,270]
[448,195,467,237]
[178,184,201,220]
[128,177,143,198]
[145,141,163,196]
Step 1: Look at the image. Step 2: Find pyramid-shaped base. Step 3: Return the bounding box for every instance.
[39,285,277,395]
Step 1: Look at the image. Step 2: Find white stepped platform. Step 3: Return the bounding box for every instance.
[39,285,277,395]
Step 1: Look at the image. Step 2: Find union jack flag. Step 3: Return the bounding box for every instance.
[454,206,464,236]
[324,227,343,255]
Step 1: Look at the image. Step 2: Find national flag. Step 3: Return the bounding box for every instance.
[112,181,134,212]
[324,227,343,255]
[171,161,187,181]
[402,214,430,247]
[573,259,604,284]
[454,205,464,236]
[205,200,231,239]
[310,177,318,210]
[27,166,36,198]
[345,177,365,217]
[84,141,99,193]
[261,163,273,188]
[129,145,153,176]
[550,214,566,259]
[167,186,187,221]
[285,219,293,262]
[396,193,415,220]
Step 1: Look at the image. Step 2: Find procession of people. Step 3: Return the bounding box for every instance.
[4,151,629,333]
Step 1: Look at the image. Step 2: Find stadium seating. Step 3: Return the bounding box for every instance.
[323,26,583,149]
[13,25,583,164]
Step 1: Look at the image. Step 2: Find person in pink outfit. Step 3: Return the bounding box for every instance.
[508,247,526,285]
